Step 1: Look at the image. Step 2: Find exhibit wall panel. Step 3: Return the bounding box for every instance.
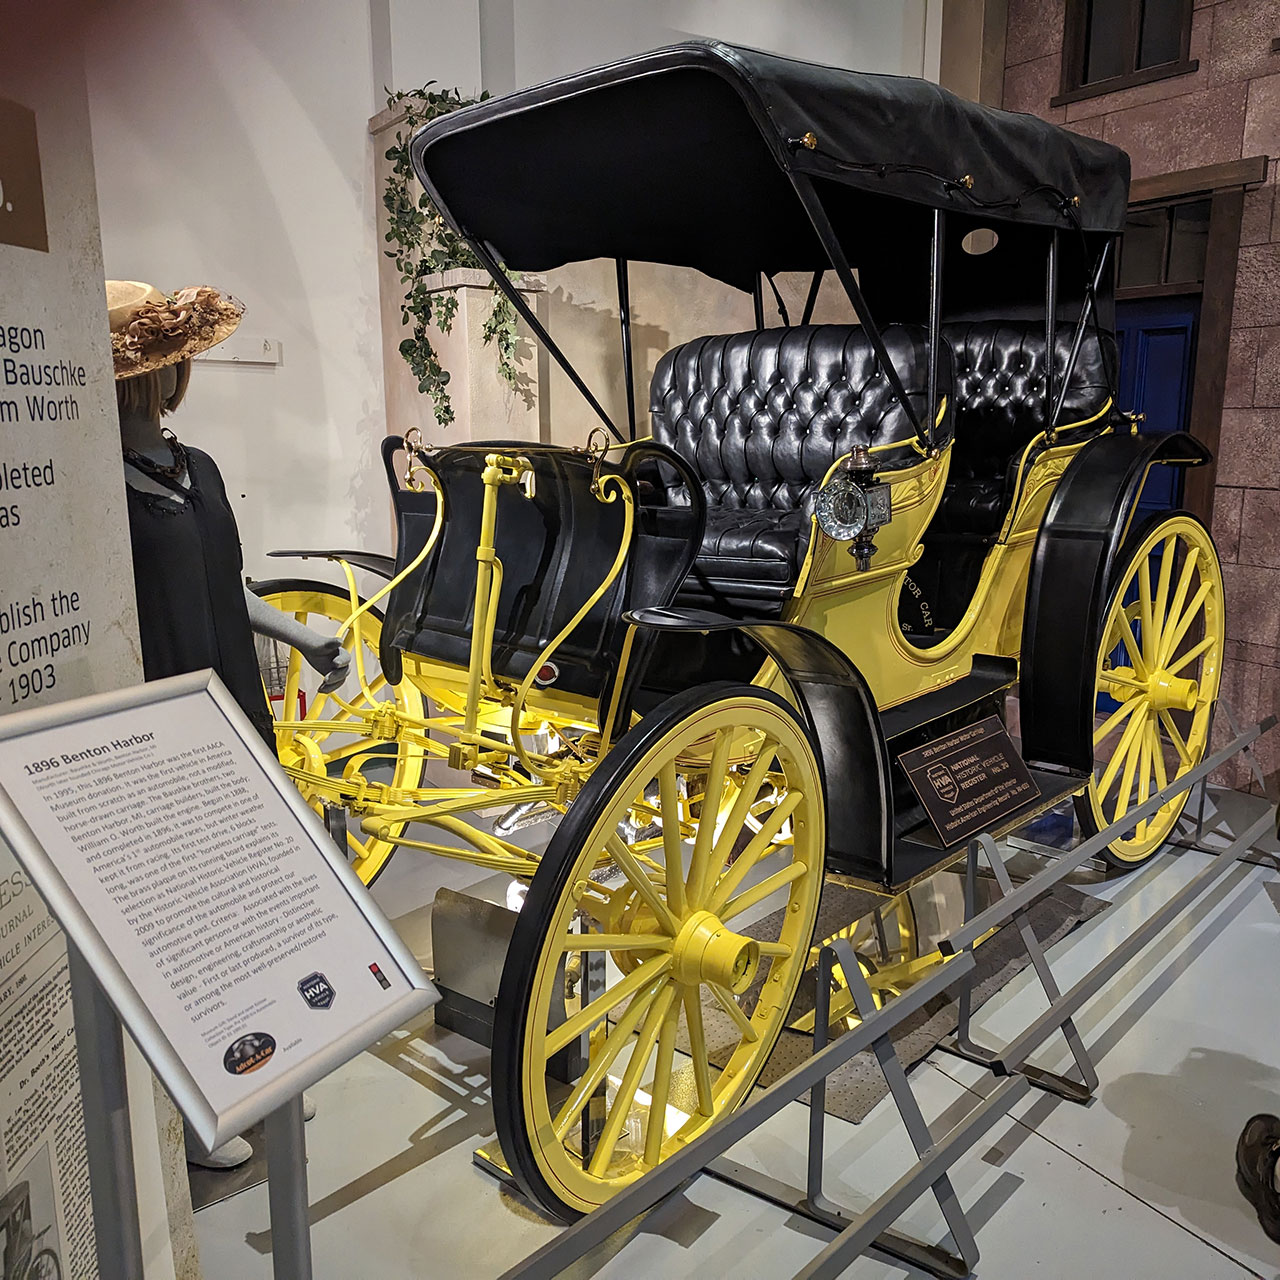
[0,24,184,1280]
[85,0,392,576]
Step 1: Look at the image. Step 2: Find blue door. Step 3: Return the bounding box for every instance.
[1114,296,1200,519]
[1096,295,1201,716]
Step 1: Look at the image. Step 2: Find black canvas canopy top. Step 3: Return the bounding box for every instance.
[411,40,1131,292]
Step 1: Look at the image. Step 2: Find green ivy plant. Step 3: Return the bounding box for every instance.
[383,83,523,429]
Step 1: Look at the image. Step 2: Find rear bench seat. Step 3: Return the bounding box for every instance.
[650,324,950,617]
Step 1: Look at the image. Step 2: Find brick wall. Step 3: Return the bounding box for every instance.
[1003,0,1279,792]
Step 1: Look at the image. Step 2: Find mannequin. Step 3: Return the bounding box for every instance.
[110,281,340,1168]
[117,359,351,706]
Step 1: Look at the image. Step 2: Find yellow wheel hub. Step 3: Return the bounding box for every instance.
[671,910,761,993]
[1103,663,1199,712]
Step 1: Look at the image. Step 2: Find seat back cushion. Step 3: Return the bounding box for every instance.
[944,322,1114,472]
[650,324,950,512]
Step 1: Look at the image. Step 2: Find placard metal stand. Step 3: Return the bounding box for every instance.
[69,937,317,1280]
[67,943,145,1280]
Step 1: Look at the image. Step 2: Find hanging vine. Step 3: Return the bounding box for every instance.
[382,83,521,429]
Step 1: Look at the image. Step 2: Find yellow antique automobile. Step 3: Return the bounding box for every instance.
[253,42,1223,1220]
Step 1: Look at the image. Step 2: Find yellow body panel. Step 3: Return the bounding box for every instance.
[771,429,1097,712]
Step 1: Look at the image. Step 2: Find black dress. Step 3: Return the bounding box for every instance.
[125,446,276,748]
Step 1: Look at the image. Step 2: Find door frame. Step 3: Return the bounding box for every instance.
[1122,155,1267,524]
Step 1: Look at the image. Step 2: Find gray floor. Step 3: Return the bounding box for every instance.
[193,787,1280,1279]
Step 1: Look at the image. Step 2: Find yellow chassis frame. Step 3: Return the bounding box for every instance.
[277,409,1112,886]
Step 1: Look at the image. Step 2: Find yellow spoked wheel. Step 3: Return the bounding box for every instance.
[1078,513,1224,867]
[492,682,825,1220]
[250,579,427,884]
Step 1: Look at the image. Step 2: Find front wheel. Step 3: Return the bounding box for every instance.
[30,1249,62,1280]
[1078,512,1224,868]
[250,579,427,885]
[493,683,826,1219]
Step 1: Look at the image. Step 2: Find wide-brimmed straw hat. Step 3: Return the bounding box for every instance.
[106,280,243,380]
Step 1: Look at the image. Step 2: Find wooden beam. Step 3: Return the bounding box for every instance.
[1130,156,1268,205]
[1183,185,1245,524]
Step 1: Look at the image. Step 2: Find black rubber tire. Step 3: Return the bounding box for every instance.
[491,680,825,1221]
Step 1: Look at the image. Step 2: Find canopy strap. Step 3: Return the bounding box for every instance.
[800,270,823,325]
[615,259,638,440]
[765,274,790,326]
[787,172,927,447]
[797,144,1081,222]
[466,235,627,444]
[1052,238,1117,428]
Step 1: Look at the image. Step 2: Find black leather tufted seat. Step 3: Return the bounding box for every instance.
[936,322,1114,535]
[651,324,950,615]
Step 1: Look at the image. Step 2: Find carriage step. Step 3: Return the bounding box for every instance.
[880,655,1017,743]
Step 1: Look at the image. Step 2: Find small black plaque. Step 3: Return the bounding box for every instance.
[898,715,1040,847]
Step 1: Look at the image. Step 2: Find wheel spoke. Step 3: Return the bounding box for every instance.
[1151,534,1176,650]
[282,643,303,726]
[643,998,681,1166]
[755,940,793,959]
[559,933,672,953]
[1148,718,1168,794]
[545,954,672,1058]
[686,729,736,908]
[709,982,759,1043]
[705,790,802,915]
[657,762,686,918]
[1099,670,1147,693]
[711,746,778,872]
[1116,613,1149,680]
[587,984,677,1177]
[551,979,666,1142]
[1096,702,1148,802]
[1158,546,1200,666]
[1157,709,1192,765]
[721,860,809,922]
[1093,696,1140,747]
[1134,727,1153,840]
[606,835,680,936]
[1158,580,1212,669]
[1138,556,1154,668]
[1111,717,1145,824]
[1165,633,1215,678]
[682,987,715,1117]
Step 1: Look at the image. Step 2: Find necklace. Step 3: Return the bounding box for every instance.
[123,430,187,481]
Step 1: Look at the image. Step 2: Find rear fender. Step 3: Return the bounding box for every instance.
[1019,429,1211,773]
[623,607,892,882]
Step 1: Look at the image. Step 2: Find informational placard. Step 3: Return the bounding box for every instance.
[899,714,1041,847]
[0,670,436,1150]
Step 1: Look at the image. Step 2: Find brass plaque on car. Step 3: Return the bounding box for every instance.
[0,97,49,253]
[899,714,1040,847]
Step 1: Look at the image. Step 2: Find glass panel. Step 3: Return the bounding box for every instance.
[1119,208,1167,288]
[1084,0,1131,83]
[1166,199,1211,284]
[1138,0,1186,68]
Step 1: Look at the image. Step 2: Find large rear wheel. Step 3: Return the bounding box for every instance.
[492,683,826,1219]
[1078,513,1224,868]
[251,579,427,884]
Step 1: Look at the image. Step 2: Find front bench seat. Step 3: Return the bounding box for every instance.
[936,322,1115,536]
[651,324,951,616]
